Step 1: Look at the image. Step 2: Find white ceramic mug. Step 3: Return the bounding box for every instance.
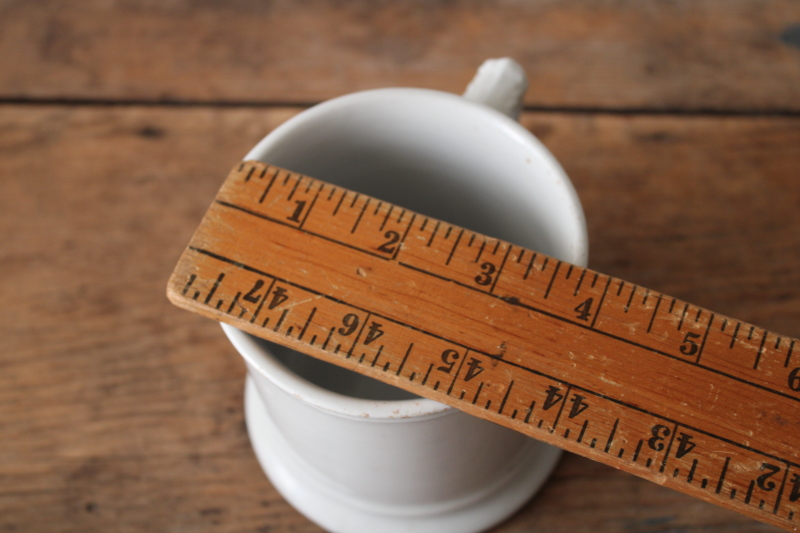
[222,59,588,533]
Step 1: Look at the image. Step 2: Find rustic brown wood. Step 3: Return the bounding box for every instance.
[2,104,798,532]
[168,160,800,530]
[2,0,800,111]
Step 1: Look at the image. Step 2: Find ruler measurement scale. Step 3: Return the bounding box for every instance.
[169,161,800,530]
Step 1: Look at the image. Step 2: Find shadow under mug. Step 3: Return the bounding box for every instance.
[222,81,588,533]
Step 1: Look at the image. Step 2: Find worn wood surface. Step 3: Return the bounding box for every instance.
[1,0,800,111]
[2,1,800,530]
[2,105,798,532]
[167,159,800,529]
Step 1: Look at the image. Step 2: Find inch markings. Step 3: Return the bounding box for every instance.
[168,161,800,531]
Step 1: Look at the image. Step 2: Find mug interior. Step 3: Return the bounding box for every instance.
[229,88,587,417]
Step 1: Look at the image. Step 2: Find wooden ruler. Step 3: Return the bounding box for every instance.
[168,161,800,530]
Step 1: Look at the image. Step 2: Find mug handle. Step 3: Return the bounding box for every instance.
[462,58,528,120]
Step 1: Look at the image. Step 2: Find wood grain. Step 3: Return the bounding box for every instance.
[1,0,800,111]
[1,104,797,531]
[167,159,800,529]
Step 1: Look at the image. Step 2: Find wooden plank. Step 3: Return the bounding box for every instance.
[1,104,797,531]
[1,1,800,111]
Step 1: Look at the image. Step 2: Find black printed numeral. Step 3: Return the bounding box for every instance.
[474,262,496,286]
[378,230,400,254]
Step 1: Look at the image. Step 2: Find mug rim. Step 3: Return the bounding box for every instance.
[227,87,588,420]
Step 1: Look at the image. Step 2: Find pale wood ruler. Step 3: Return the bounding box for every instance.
[168,161,800,530]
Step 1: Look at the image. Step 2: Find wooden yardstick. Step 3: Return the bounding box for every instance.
[168,161,800,530]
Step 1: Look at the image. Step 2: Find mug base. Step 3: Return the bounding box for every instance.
[244,376,561,533]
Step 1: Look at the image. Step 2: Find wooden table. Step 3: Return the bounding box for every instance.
[2,2,799,531]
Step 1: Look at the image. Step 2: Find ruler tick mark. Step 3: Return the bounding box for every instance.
[204,272,225,304]
[590,439,597,448]
[474,238,486,262]
[350,193,359,208]
[544,261,562,299]
[702,479,708,489]
[258,168,279,203]
[574,268,587,296]
[371,346,384,367]
[577,420,589,443]
[604,419,619,453]
[272,309,289,332]
[226,292,241,314]
[678,303,689,330]
[327,186,337,201]
[618,449,625,458]
[745,480,755,504]
[182,274,197,295]
[484,400,492,410]
[565,264,573,280]
[647,294,663,333]
[523,253,537,280]
[333,190,347,216]
[730,322,741,348]
[754,330,768,369]
[421,363,433,385]
[322,328,334,350]
[498,380,514,414]
[427,221,440,247]
[445,229,464,266]
[524,401,535,423]
[748,326,755,341]
[625,285,637,313]
[472,382,484,404]
[297,307,317,341]
[563,428,571,438]
[633,440,643,463]
[541,257,549,272]
[380,205,393,230]
[396,344,413,376]
[785,340,796,367]
[444,226,452,240]
[687,459,698,483]
[716,457,730,494]
[351,198,370,233]
[617,280,625,296]
[286,177,301,201]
